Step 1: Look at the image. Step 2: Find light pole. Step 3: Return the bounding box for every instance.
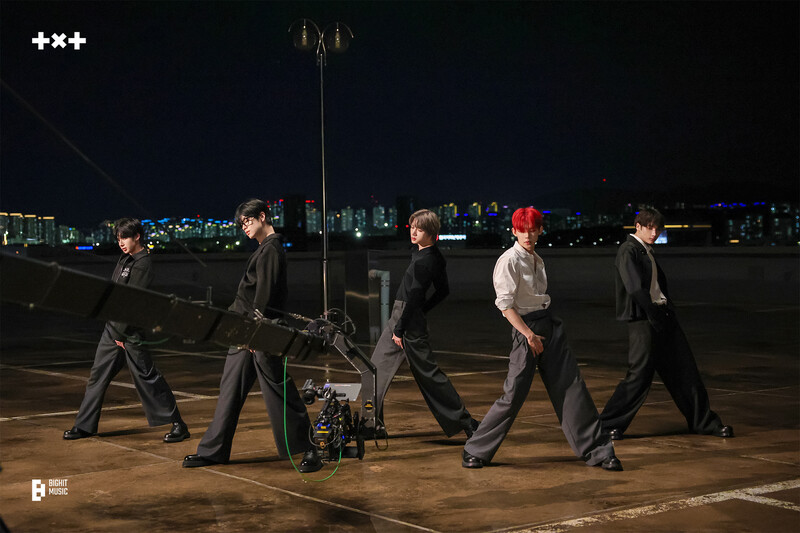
[288,19,353,315]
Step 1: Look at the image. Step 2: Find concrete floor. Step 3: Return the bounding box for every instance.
[1,297,798,533]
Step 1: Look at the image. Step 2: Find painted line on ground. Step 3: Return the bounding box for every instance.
[82,435,180,462]
[498,478,800,533]
[734,494,800,511]
[196,468,441,532]
[153,348,364,375]
[438,369,512,378]
[356,343,510,360]
[738,454,799,466]
[648,438,800,467]
[0,431,440,532]
[435,349,510,360]
[0,391,268,422]
[0,364,210,399]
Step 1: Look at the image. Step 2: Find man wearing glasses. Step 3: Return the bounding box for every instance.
[182,199,322,472]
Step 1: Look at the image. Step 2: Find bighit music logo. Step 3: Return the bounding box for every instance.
[31,478,69,501]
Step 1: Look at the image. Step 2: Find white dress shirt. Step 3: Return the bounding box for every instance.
[631,234,668,304]
[493,241,551,313]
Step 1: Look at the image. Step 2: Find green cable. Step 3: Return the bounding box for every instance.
[132,336,172,346]
[107,324,172,346]
[283,356,342,482]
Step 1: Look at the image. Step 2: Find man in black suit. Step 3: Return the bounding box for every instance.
[182,199,322,472]
[600,207,733,440]
[63,218,190,443]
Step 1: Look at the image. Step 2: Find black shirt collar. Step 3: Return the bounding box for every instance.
[128,248,149,261]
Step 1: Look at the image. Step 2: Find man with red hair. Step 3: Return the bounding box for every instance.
[462,207,622,470]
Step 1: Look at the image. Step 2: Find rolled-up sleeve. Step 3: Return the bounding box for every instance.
[493,255,518,311]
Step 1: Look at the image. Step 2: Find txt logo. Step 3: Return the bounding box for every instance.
[32,32,86,50]
[32,479,46,501]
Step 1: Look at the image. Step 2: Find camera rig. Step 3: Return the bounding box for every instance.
[0,252,380,461]
[301,380,365,461]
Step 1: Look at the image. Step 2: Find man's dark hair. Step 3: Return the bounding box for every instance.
[635,207,665,230]
[235,199,272,227]
[114,218,144,240]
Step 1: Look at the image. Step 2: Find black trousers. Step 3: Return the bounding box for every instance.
[74,324,182,433]
[600,317,722,434]
[366,300,473,437]
[465,310,614,465]
[195,348,312,463]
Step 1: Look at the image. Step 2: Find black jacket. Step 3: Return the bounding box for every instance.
[393,245,449,336]
[615,235,671,322]
[109,248,154,339]
[229,233,288,319]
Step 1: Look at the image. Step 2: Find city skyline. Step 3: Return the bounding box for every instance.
[3,196,797,250]
[1,2,797,227]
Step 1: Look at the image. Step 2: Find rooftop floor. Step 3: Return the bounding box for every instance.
[1,295,798,532]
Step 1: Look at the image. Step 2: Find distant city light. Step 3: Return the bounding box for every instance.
[3,200,797,250]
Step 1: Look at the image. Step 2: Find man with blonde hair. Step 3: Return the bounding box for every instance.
[364,209,478,439]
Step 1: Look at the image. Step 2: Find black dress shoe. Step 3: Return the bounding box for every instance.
[462,450,485,469]
[599,455,623,471]
[63,427,93,440]
[182,454,219,468]
[607,428,623,441]
[711,425,734,438]
[465,418,480,439]
[164,422,190,443]
[298,449,323,473]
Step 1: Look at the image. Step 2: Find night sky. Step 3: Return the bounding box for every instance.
[1,1,797,226]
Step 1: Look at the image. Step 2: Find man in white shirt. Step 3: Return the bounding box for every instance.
[600,207,733,440]
[462,207,622,471]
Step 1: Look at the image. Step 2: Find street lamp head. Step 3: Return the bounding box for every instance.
[290,19,353,61]
[288,19,320,52]
[322,23,353,54]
